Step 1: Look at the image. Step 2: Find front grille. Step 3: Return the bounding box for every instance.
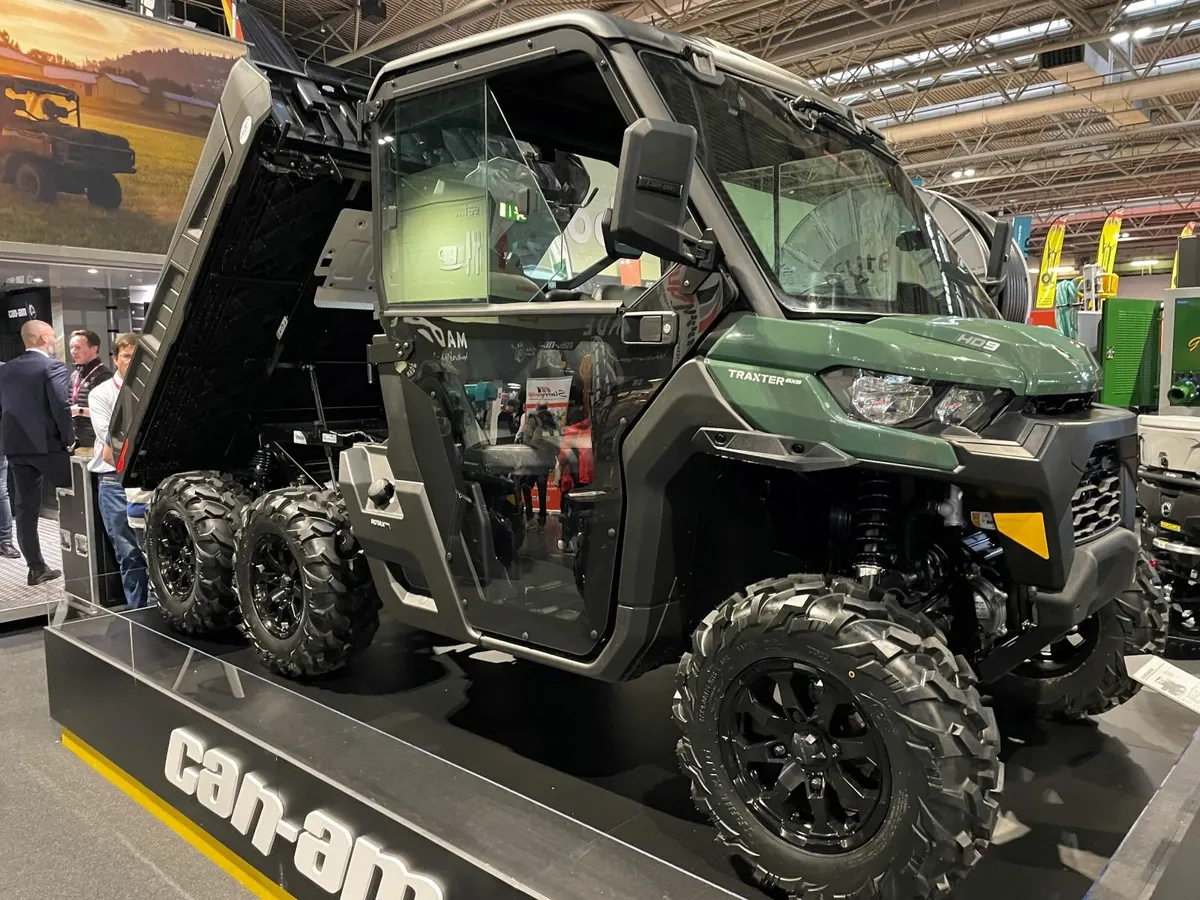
[66,145,133,170]
[1027,392,1096,417]
[1072,441,1122,543]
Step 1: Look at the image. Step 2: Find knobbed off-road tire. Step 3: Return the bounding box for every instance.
[1115,550,1168,656]
[987,600,1138,720]
[14,159,56,203]
[147,471,249,634]
[234,488,380,678]
[86,172,123,210]
[675,575,1002,900]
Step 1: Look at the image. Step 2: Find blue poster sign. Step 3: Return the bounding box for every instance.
[1012,216,1033,253]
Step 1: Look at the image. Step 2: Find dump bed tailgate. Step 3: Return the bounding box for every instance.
[109,59,371,487]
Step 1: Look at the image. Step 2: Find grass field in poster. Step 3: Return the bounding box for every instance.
[0,0,243,254]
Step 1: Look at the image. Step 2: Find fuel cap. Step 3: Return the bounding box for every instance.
[367,478,395,508]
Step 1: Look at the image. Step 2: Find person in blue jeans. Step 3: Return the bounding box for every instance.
[87,334,149,609]
[0,453,21,559]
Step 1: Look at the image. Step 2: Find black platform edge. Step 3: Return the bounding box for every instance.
[1087,715,1200,900]
[43,625,746,900]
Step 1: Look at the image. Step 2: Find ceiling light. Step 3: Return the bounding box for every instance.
[32,277,43,283]
[963,168,976,177]
[1112,31,1130,42]
[1128,259,1161,267]
[1053,265,1078,274]
[951,170,964,179]
[87,268,99,274]
[1118,232,1131,240]
[1133,27,1153,39]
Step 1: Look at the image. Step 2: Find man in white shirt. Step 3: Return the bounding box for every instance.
[89,333,149,609]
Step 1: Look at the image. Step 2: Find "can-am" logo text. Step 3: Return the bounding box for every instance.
[165,728,443,900]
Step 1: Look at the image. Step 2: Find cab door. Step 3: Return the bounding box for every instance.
[371,64,726,657]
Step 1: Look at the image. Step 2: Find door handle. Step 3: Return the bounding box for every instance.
[621,310,678,346]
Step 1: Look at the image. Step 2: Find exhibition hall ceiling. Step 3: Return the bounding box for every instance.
[254,0,1200,264]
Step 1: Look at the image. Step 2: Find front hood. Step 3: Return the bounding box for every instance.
[29,121,131,150]
[708,315,1099,396]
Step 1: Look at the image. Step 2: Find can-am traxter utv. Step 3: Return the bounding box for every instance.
[108,13,1163,900]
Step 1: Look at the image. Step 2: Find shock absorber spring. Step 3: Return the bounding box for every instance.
[854,474,898,584]
[248,445,276,495]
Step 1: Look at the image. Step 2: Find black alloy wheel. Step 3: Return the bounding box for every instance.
[987,600,1138,720]
[248,533,305,641]
[146,471,248,634]
[676,575,1001,900]
[1013,615,1101,679]
[156,508,196,599]
[718,661,890,853]
[234,488,381,677]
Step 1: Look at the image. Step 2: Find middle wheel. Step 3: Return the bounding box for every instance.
[234,487,381,677]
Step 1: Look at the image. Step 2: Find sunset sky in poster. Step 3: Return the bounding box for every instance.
[3,0,243,66]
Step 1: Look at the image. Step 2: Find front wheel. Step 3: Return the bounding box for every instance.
[675,576,1001,900]
[987,601,1138,720]
[86,172,123,209]
[234,488,381,677]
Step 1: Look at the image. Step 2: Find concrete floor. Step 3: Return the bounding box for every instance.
[0,622,252,900]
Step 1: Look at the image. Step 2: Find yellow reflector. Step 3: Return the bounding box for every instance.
[993,512,1049,559]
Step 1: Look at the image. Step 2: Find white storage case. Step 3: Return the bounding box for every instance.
[1139,414,1200,474]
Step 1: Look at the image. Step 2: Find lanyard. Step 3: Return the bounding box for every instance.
[71,363,94,405]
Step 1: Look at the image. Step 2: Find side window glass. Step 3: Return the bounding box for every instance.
[377,76,673,307]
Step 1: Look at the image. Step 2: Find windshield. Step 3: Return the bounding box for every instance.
[643,54,998,319]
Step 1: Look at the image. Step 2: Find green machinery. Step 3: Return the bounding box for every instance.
[1099,297,1161,408]
[1158,288,1200,411]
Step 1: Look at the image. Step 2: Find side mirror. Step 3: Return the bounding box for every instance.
[986,219,1013,283]
[608,118,700,267]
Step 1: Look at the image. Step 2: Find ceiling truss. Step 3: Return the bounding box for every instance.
[238,0,1200,262]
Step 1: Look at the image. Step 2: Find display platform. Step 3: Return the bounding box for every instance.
[44,598,1200,900]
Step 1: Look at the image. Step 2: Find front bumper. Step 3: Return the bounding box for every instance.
[946,402,1137,591]
[1032,526,1138,630]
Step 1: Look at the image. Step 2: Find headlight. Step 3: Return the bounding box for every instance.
[849,374,933,426]
[935,387,986,426]
[822,368,1010,432]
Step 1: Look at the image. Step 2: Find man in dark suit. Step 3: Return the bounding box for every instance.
[0,320,72,585]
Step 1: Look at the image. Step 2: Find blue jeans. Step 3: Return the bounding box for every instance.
[0,455,12,545]
[98,476,149,609]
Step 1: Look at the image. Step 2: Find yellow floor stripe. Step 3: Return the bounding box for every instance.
[61,729,294,900]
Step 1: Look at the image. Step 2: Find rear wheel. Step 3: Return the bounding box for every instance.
[15,160,56,203]
[147,471,248,633]
[675,575,1001,900]
[987,601,1137,720]
[86,172,122,209]
[234,488,380,677]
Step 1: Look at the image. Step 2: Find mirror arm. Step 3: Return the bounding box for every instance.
[681,227,721,272]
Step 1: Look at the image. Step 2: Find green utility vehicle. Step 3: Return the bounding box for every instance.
[109,13,1163,900]
[0,75,135,209]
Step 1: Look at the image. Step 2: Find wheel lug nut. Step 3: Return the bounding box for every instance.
[790,711,804,723]
[773,744,788,757]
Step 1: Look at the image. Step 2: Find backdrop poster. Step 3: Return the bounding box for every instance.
[0,0,244,254]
